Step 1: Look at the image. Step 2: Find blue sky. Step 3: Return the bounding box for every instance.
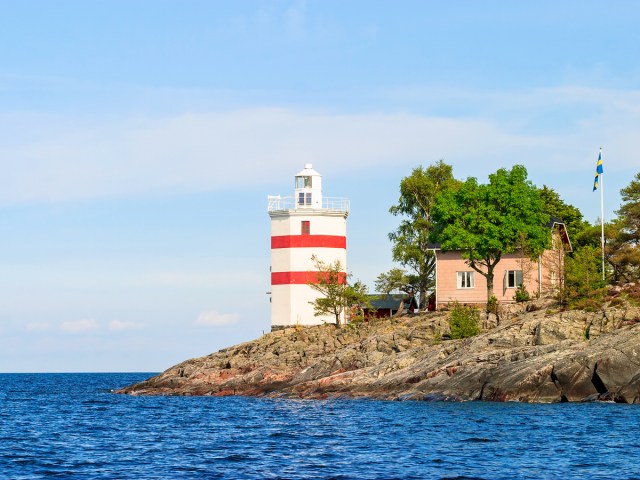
[1,1,639,372]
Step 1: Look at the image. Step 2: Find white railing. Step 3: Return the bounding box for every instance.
[267,195,349,213]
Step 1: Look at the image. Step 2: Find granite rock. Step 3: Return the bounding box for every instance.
[116,305,640,403]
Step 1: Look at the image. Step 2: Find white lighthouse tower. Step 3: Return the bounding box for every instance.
[267,164,349,330]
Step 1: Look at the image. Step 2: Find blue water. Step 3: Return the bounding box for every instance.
[1,373,639,479]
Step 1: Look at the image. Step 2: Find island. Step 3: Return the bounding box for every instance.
[117,296,640,403]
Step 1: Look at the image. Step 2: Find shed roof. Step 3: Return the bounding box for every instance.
[365,294,417,310]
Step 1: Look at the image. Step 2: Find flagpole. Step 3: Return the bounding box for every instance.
[599,147,605,282]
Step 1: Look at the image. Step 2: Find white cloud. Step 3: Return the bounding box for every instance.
[0,85,638,206]
[0,108,541,205]
[60,319,99,333]
[108,320,146,331]
[26,322,51,332]
[194,310,240,327]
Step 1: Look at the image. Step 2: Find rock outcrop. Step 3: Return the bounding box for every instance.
[117,304,640,403]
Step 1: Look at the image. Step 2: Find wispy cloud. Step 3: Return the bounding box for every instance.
[1,85,638,206]
[108,320,146,331]
[60,319,99,333]
[26,322,51,332]
[0,108,542,205]
[193,310,240,327]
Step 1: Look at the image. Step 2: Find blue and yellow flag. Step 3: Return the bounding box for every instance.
[593,150,603,191]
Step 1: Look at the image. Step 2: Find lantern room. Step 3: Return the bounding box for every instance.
[294,164,322,209]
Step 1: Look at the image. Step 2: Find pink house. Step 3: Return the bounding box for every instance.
[430,220,572,309]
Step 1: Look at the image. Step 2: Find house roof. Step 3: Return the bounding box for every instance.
[365,294,417,310]
[547,217,572,251]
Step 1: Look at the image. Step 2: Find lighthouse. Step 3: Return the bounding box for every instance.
[267,164,349,329]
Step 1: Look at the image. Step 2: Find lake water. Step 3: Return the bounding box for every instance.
[1,373,638,479]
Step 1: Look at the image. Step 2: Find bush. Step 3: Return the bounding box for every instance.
[449,303,481,339]
[514,284,530,302]
[563,245,605,307]
[570,297,602,312]
[486,296,498,315]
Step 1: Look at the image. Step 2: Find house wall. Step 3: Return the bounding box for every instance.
[435,251,546,308]
[539,231,566,297]
[434,228,568,309]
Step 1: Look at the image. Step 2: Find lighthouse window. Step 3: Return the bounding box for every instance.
[295,176,313,188]
[298,192,305,206]
[305,193,312,205]
[301,221,310,235]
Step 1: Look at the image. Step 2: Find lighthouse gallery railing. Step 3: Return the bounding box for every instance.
[267,196,350,213]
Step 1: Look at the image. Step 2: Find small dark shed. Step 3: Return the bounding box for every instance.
[363,294,418,318]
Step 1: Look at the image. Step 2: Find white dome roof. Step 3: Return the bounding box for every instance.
[295,163,321,177]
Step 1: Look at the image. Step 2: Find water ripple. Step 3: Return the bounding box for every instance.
[1,374,639,479]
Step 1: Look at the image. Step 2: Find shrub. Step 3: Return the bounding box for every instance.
[563,245,605,307]
[608,297,624,308]
[449,303,481,339]
[514,285,530,302]
[486,296,498,315]
[570,297,602,312]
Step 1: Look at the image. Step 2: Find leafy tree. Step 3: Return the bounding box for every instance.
[374,268,418,297]
[374,268,419,316]
[538,185,590,242]
[607,173,640,282]
[573,221,604,250]
[563,245,605,306]
[307,255,371,327]
[432,165,550,302]
[388,160,459,309]
[618,172,640,240]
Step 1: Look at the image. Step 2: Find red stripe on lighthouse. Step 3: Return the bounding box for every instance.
[271,271,347,285]
[271,235,346,249]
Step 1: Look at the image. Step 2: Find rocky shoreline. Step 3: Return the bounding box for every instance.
[117,303,640,403]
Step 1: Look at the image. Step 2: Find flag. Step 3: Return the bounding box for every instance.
[593,149,603,191]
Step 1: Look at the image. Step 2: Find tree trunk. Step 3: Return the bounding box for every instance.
[418,286,427,311]
[334,310,342,328]
[486,273,494,301]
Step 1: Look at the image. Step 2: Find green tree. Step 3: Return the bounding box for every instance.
[448,303,481,339]
[307,255,371,327]
[538,185,589,241]
[618,172,640,240]
[607,172,640,282]
[374,268,418,296]
[432,165,550,302]
[563,245,605,306]
[374,268,419,315]
[388,160,459,309]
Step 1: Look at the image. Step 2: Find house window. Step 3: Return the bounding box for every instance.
[457,271,474,289]
[550,271,557,286]
[507,270,523,288]
[301,221,310,235]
